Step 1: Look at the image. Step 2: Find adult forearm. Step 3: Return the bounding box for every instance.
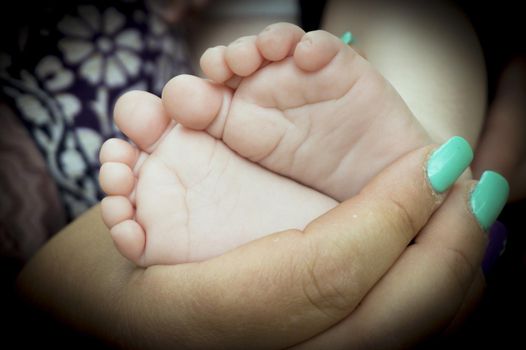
[17,205,140,347]
[323,0,487,145]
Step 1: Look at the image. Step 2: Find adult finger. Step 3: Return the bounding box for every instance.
[294,172,508,349]
[444,270,486,336]
[18,138,474,350]
[121,137,474,349]
[472,58,526,201]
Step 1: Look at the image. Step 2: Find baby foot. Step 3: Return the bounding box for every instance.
[163,23,432,201]
[99,91,336,266]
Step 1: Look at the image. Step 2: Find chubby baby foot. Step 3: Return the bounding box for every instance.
[163,23,432,201]
[99,91,336,266]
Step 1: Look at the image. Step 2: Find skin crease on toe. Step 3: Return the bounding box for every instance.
[256,23,305,61]
[99,138,138,168]
[225,36,263,77]
[293,32,342,72]
[99,162,135,196]
[200,46,233,83]
[101,196,134,228]
[162,74,224,130]
[110,219,146,264]
[113,91,171,151]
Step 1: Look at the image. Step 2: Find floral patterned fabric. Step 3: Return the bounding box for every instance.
[0,0,193,220]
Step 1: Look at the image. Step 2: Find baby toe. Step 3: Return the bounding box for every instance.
[101,196,134,228]
[99,162,135,196]
[99,138,139,169]
[114,91,170,153]
[110,220,146,266]
[200,45,234,83]
[162,74,230,136]
[294,30,348,72]
[225,35,264,77]
[257,22,305,61]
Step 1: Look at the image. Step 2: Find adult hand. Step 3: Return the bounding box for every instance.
[17,142,503,349]
[473,57,526,202]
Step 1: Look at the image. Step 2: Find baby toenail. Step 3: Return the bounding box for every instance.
[301,36,313,46]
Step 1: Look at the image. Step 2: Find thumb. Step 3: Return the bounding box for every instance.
[299,137,473,316]
[135,137,473,349]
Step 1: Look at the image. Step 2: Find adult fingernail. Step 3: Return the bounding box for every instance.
[470,171,509,231]
[427,136,473,193]
[340,31,355,45]
[482,221,508,276]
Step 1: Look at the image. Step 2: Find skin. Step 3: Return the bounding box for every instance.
[18,144,489,349]
[179,25,431,200]
[99,24,432,266]
[15,0,507,347]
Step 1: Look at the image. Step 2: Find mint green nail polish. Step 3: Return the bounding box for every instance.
[427,136,473,193]
[340,31,354,45]
[471,171,509,231]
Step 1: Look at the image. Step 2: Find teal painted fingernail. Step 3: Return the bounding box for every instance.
[340,31,355,45]
[470,171,509,231]
[427,136,473,193]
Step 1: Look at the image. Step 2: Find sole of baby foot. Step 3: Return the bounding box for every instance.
[99,90,336,266]
[164,23,432,201]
